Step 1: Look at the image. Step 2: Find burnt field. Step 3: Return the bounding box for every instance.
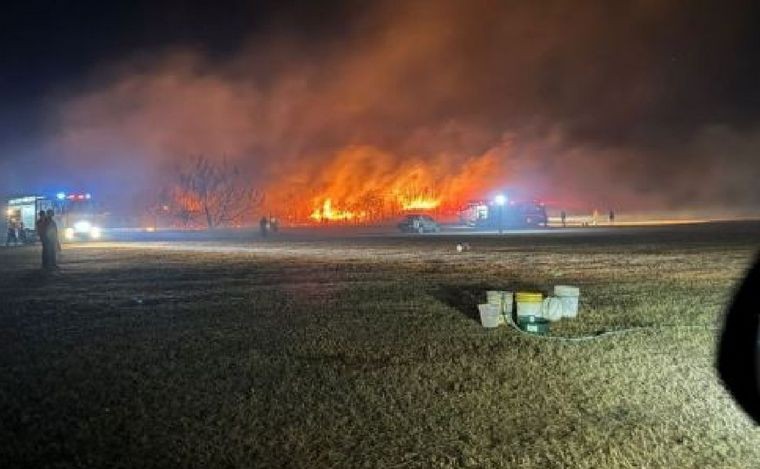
[1,222,759,468]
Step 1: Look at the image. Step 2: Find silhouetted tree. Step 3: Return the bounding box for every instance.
[175,155,263,229]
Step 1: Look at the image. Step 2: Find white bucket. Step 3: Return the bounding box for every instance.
[486,291,513,324]
[486,290,503,306]
[542,297,564,322]
[554,285,580,318]
[478,304,501,328]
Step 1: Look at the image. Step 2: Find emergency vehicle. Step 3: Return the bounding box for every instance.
[5,192,103,241]
[459,199,548,228]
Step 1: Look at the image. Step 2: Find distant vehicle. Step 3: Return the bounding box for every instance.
[398,214,440,234]
[5,192,104,242]
[459,199,548,228]
[5,196,51,242]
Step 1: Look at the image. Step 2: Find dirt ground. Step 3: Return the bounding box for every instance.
[1,222,759,468]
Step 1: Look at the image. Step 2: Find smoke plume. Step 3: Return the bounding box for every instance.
[32,0,760,218]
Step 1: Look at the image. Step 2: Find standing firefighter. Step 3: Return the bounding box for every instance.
[35,211,48,268]
[45,209,60,269]
[259,216,269,237]
[560,210,567,228]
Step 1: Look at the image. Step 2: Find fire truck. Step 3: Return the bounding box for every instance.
[459,199,548,228]
[5,192,103,241]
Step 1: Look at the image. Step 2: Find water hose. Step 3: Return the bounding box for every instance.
[505,314,716,342]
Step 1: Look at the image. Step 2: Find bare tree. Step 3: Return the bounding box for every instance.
[174,155,263,229]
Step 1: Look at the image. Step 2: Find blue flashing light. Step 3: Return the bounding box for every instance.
[56,192,66,200]
[85,193,91,200]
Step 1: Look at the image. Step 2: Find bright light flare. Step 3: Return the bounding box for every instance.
[74,220,92,233]
[90,227,102,239]
[494,194,507,206]
[64,228,75,240]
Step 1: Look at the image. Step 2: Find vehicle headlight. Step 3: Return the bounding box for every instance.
[64,228,75,240]
[90,227,101,239]
[73,220,92,233]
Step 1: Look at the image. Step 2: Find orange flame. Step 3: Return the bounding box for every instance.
[309,199,366,221]
[271,143,509,224]
[400,196,440,211]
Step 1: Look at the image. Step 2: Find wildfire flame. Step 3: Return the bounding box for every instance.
[310,198,365,221]
[273,144,509,224]
[400,196,440,211]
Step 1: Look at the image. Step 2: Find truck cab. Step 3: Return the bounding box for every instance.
[56,193,103,241]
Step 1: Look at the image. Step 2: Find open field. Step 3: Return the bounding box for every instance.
[1,222,759,468]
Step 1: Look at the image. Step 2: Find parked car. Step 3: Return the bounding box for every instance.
[398,214,440,233]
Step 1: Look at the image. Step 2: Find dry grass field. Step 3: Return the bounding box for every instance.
[1,222,759,468]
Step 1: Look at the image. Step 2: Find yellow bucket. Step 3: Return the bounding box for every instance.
[515,292,543,303]
[516,291,543,318]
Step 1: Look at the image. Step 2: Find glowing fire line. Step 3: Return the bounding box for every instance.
[309,194,441,222]
[400,196,440,211]
[310,199,365,221]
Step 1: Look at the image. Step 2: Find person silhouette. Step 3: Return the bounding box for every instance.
[44,209,60,269]
[5,222,18,246]
[36,210,49,268]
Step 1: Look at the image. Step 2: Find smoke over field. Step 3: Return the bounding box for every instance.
[7,0,759,220]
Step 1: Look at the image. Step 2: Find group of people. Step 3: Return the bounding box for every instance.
[36,209,60,269]
[259,216,279,237]
[4,209,60,268]
[5,221,27,246]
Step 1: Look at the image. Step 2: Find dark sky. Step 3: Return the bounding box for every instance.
[2,0,760,213]
[0,0,350,141]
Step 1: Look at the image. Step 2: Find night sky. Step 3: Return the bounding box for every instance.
[0,1,344,144]
[2,0,760,214]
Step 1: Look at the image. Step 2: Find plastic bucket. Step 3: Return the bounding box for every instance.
[486,291,513,324]
[486,290,503,305]
[554,285,580,318]
[516,292,543,318]
[486,291,503,324]
[542,297,564,322]
[478,304,501,328]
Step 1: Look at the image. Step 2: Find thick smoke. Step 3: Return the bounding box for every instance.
[41,0,760,217]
